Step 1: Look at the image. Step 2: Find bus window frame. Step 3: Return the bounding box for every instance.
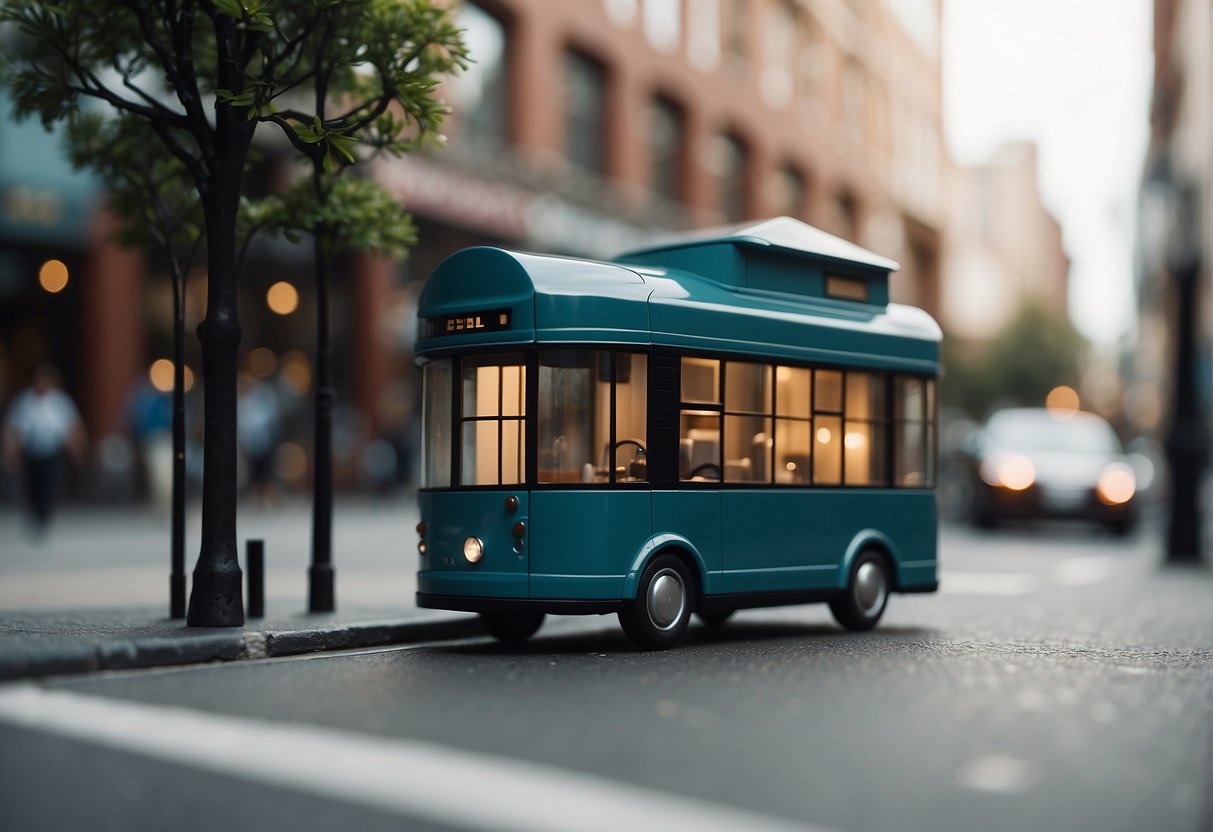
[419,345,937,493]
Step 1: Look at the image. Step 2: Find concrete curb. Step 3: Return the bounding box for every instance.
[0,615,485,682]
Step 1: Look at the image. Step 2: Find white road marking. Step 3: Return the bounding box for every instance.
[955,755,1036,794]
[1053,556,1114,587]
[0,685,831,832]
[940,572,1038,596]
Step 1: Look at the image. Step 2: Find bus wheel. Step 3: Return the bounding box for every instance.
[697,609,734,628]
[480,612,545,643]
[830,549,890,631]
[619,555,695,650]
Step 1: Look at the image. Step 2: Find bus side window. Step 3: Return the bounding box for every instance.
[538,350,649,484]
[680,357,721,481]
[895,376,929,487]
[813,370,842,485]
[724,361,772,483]
[459,356,527,486]
[844,371,888,486]
[775,366,811,483]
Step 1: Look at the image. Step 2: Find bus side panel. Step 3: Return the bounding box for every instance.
[721,490,937,594]
[529,491,652,599]
[651,491,723,595]
[417,490,530,598]
[721,490,837,593]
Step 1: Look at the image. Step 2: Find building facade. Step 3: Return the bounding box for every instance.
[0,0,953,496]
[941,142,1069,343]
[1134,0,1211,439]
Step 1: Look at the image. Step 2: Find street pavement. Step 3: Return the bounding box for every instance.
[0,496,485,678]
[1,499,1211,831]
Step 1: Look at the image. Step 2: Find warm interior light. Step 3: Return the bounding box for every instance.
[248,347,277,379]
[1046,385,1080,419]
[1097,464,1136,505]
[274,442,308,484]
[149,359,175,393]
[266,281,299,315]
[280,350,311,392]
[844,432,866,450]
[816,427,832,444]
[149,360,195,393]
[39,259,69,293]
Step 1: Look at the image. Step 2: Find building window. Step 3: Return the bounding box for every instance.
[715,132,748,222]
[724,0,749,69]
[565,49,608,174]
[774,165,807,218]
[841,59,865,140]
[686,0,721,71]
[603,0,638,26]
[643,0,681,52]
[761,1,796,107]
[450,2,509,149]
[649,96,685,203]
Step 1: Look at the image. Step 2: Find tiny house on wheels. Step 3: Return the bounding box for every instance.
[414,217,940,649]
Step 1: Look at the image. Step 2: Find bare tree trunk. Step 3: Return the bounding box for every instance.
[187,143,250,626]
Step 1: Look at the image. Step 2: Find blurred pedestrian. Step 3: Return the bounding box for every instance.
[238,373,282,503]
[2,365,86,532]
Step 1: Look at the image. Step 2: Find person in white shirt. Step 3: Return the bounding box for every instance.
[3,365,86,531]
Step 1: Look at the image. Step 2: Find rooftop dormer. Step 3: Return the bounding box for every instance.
[615,216,897,308]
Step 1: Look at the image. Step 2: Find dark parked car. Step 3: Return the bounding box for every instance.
[966,408,1137,534]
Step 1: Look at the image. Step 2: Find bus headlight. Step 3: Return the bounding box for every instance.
[463,536,484,563]
[1097,463,1136,505]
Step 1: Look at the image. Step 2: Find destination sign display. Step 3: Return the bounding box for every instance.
[428,309,511,338]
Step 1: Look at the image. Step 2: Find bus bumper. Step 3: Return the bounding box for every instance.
[416,592,623,615]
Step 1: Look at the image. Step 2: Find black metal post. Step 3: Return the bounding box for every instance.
[1165,234,1206,563]
[308,227,335,612]
[170,268,187,619]
[247,539,264,619]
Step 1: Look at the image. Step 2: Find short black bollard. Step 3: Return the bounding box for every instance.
[247,539,265,619]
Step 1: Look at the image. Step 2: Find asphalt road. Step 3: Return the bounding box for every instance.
[2,518,1212,832]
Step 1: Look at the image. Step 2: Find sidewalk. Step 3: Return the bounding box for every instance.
[0,499,482,681]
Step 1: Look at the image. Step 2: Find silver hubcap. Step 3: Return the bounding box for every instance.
[854,561,887,616]
[647,568,686,631]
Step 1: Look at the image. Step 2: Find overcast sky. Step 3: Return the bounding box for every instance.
[942,0,1153,347]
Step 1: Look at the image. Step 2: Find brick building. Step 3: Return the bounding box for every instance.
[0,0,952,493]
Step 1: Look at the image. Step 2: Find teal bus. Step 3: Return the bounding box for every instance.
[414,218,939,649]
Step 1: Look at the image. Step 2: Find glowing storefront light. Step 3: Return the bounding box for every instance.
[267,281,299,315]
[148,359,195,393]
[38,259,69,293]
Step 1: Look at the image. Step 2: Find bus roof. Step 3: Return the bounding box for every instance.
[417,235,940,374]
[618,215,900,273]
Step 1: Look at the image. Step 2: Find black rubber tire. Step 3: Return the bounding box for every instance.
[480,612,545,643]
[696,609,735,628]
[618,555,695,650]
[829,549,891,632]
